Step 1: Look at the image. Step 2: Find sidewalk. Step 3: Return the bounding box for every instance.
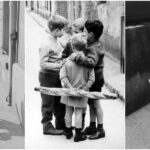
[0,79,24,149]
[126,103,150,148]
[27,9,125,101]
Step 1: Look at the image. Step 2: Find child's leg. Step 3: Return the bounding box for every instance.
[39,72,63,135]
[74,107,87,142]
[89,102,96,123]
[64,105,74,139]
[82,107,87,129]
[88,100,105,140]
[94,100,103,124]
[65,105,74,128]
[53,77,66,130]
[83,107,87,114]
[75,107,83,128]
[83,101,97,135]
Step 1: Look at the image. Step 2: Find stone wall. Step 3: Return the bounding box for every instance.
[97,1,124,60]
[71,1,125,61]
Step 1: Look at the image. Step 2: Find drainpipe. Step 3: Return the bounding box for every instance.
[8,1,18,106]
[120,15,125,73]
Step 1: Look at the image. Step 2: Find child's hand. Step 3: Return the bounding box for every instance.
[82,86,89,91]
[58,61,63,68]
[59,60,66,68]
[76,85,88,91]
[77,85,84,90]
[68,53,78,61]
[62,59,66,66]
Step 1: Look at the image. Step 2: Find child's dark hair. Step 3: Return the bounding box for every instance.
[47,15,68,31]
[85,19,104,40]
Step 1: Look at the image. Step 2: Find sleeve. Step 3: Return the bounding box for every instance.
[62,41,72,59]
[39,44,62,70]
[84,69,95,90]
[60,65,73,88]
[74,47,99,68]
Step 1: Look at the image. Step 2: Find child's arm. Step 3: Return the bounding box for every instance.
[60,65,73,88]
[83,69,95,91]
[70,47,103,68]
[39,45,62,70]
[61,41,72,59]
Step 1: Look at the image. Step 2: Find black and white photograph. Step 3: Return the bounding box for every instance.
[3,0,150,150]
[0,1,25,149]
[126,1,150,149]
[25,1,125,149]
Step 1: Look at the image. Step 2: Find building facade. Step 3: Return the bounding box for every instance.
[0,1,25,129]
[126,1,150,115]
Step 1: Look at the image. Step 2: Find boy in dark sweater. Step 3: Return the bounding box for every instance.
[69,19,105,140]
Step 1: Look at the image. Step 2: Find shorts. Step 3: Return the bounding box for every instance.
[90,79,104,92]
[88,79,104,102]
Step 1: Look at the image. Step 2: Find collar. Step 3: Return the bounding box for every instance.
[45,27,57,41]
[87,39,99,47]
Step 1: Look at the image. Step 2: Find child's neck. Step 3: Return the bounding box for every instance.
[88,38,98,45]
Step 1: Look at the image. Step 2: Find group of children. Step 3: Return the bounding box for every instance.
[39,14,105,142]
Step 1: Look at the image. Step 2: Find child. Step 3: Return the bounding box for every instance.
[58,26,73,49]
[60,34,95,142]
[69,19,105,140]
[62,18,85,59]
[61,18,87,129]
[39,14,68,135]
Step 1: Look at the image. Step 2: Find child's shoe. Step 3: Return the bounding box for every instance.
[88,128,105,140]
[64,127,73,139]
[74,128,87,142]
[83,125,97,135]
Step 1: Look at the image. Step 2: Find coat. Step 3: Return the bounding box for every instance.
[60,56,95,108]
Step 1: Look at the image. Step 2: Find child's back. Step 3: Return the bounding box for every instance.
[60,34,95,108]
[65,57,92,88]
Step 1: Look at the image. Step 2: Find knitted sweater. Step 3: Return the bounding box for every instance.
[73,40,104,82]
[39,34,63,73]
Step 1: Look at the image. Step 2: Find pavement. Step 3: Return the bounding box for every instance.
[0,79,24,149]
[126,103,150,149]
[27,9,125,101]
[25,9,125,149]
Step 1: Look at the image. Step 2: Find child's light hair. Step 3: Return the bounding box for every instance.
[73,18,85,32]
[71,33,87,51]
[47,14,68,31]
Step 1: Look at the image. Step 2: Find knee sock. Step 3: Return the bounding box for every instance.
[97,124,103,129]
[65,127,72,132]
[75,128,82,135]
[90,121,96,128]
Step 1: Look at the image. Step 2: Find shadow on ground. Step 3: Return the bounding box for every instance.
[0,119,24,141]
